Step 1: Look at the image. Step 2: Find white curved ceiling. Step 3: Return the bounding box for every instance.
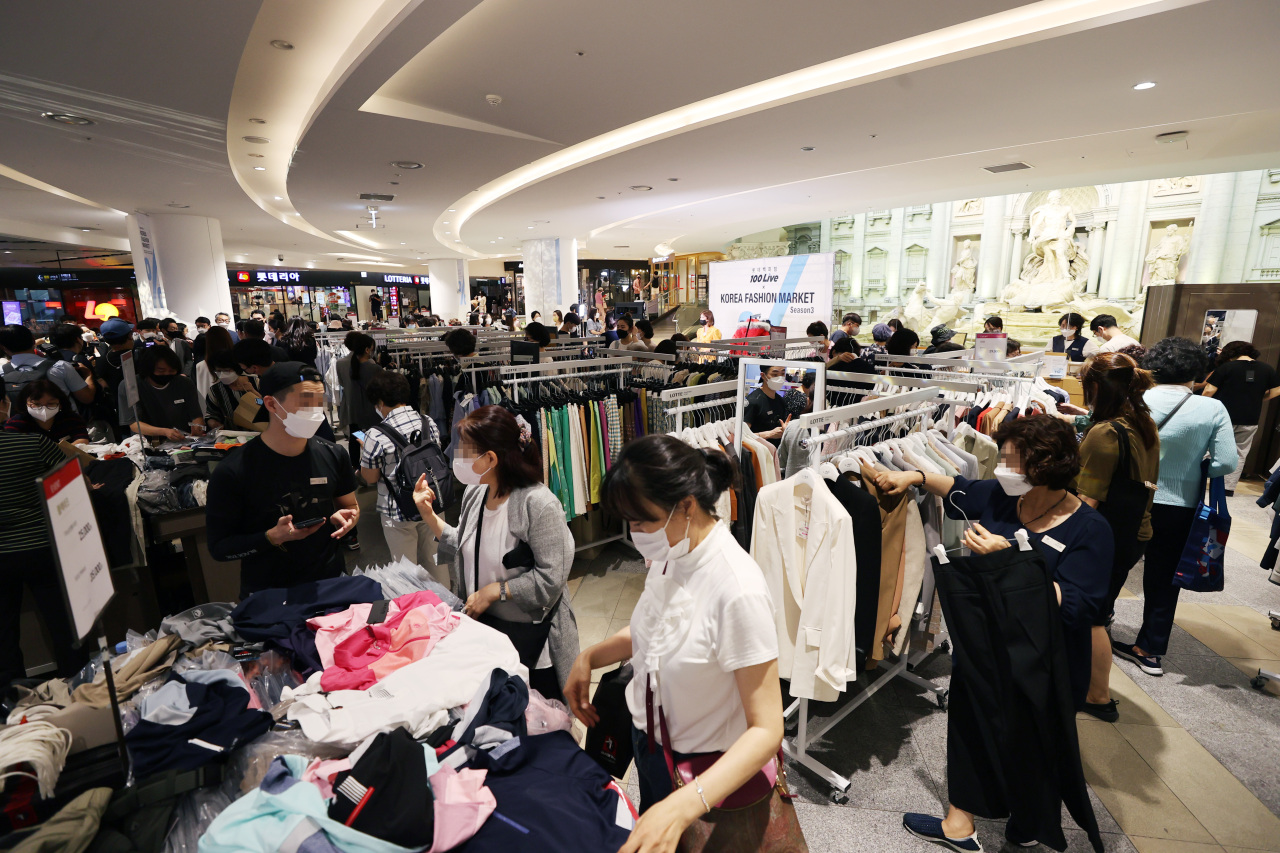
[0,0,1277,271]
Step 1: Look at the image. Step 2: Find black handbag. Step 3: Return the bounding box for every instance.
[583,662,635,778]
[1095,421,1153,548]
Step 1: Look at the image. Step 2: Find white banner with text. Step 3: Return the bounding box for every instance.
[709,253,834,333]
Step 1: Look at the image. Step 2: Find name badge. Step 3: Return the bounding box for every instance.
[1041,535,1066,552]
[310,477,328,485]
[174,398,184,403]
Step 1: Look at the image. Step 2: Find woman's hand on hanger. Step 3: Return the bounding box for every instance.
[1058,402,1088,416]
[872,469,921,495]
[962,523,1011,555]
[463,582,501,618]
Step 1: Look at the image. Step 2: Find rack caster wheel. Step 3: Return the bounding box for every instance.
[830,791,849,805]
[936,690,950,710]
[1252,675,1268,690]
[938,640,951,654]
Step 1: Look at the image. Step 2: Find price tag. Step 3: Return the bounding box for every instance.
[1044,352,1068,379]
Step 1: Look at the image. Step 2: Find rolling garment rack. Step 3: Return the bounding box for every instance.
[659,380,739,432]
[785,386,953,803]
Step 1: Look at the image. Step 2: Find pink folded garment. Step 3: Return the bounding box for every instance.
[525,688,573,735]
[308,590,443,671]
[301,757,351,800]
[427,764,496,853]
[319,600,460,691]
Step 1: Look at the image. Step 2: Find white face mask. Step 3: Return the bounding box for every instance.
[141,331,156,341]
[995,463,1033,496]
[765,376,785,392]
[1061,327,1076,339]
[216,370,238,386]
[28,404,59,422]
[278,405,325,439]
[631,505,692,564]
[453,455,490,487]
[217,321,232,330]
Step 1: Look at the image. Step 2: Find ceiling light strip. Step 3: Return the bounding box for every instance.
[438,0,1204,256]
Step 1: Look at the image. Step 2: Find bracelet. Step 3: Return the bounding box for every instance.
[693,775,711,814]
[918,470,927,488]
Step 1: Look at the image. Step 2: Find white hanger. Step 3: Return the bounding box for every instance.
[819,461,840,481]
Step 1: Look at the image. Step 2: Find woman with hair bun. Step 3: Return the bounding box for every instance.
[565,435,787,849]
[1073,352,1160,722]
[412,404,577,702]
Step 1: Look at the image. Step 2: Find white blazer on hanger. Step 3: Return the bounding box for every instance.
[750,471,858,702]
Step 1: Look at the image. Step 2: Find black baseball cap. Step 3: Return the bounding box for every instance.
[257,361,323,398]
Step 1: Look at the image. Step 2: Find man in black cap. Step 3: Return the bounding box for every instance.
[206,362,359,596]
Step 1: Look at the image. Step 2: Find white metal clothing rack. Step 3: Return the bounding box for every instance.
[783,390,951,802]
[659,380,739,432]
[733,358,827,457]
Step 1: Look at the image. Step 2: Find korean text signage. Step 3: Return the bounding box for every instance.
[39,457,114,640]
[709,253,834,333]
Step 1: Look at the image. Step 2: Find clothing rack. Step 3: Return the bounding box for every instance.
[677,336,825,360]
[796,388,940,455]
[783,389,951,802]
[658,380,739,432]
[733,358,828,457]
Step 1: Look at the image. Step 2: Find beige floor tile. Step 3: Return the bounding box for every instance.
[1076,719,1216,844]
[576,615,612,651]
[1130,838,1225,853]
[614,575,646,621]
[1224,532,1267,564]
[572,574,629,618]
[1118,586,1139,600]
[566,576,583,598]
[1107,663,1180,727]
[1116,724,1280,851]
[1224,658,1280,696]
[1235,479,1263,497]
[1173,602,1276,661]
[1200,604,1280,660]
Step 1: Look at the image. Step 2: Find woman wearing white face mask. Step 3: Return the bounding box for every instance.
[1044,311,1090,363]
[564,435,790,852]
[202,351,256,430]
[874,416,1111,853]
[4,379,89,444]
[411,404,577,703]
[744,364,791,446]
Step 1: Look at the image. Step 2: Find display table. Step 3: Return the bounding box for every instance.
[147,507,240,605]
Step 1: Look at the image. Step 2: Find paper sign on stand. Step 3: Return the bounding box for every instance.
[975,333,1007,362]
[1044,352,1068,379]
[38,456,114,641]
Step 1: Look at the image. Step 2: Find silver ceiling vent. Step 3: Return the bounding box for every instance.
[359,193,396,202]
[983,162,1032,174]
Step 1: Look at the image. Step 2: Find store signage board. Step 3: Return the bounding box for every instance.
[709,253,834,334]
[2,300,20,324]
[1044,351,1068,379]
[38,456,115,642]
[975,333,1007,362]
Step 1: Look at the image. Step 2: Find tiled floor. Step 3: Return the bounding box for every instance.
[349,475,1280,851]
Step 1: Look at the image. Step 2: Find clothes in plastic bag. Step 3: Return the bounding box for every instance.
[220,728,351,795]
[525,689,574,737]
[135,469,181,515]
[352,557,464,611]
[239,650,300,711]
[160,786,234,853]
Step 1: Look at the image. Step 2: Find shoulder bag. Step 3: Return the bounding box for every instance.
[1095,421,1154,550]
[645,675,807,853]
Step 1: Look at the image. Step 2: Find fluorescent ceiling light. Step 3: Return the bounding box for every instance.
[435,0,1198,256]
[1133,80,1156,89]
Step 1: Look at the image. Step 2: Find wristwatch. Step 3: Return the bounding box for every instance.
[500,581,509,602]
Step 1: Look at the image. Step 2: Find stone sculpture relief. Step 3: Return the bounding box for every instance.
[1153,176,1200,196]
[725,242,791,260]
[950,240,977,295]
[1000,190,1088,309]
[956,198,984,215]
[1144,224,1189,287]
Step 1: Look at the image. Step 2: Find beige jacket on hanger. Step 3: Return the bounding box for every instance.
[750,472,858,702]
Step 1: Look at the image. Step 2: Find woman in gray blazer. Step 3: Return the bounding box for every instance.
[412,404,578,703]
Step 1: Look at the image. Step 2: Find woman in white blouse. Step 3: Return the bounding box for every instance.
[566,435,784,853]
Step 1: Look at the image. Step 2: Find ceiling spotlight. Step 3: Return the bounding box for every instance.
[490,240,496,244]
[73,226,100,232]
[629,185,652,191]
[391,161,423,169]
[447,208,456,212]
[444,231,450,234]
[497,237,503,240]
[242,136,270,144]
[273,196,283,200]
[270,39,293,50]
[485,94,503,107]
[1133,81,1156,90]
[800,146,815,151]
[400,242,406,245]
[166,203,189,209]
[253,166,266,171]
[528,226,534,229]
[443,221,450,224]
[42,112,94,126]
[248,118,267,124]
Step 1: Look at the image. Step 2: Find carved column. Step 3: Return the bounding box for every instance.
[850,214,866,299]
[977,195,1009,299]
[1007,227,1026,291]
[1086,224,1105,294]
[885,210,905,299]
[1103,181,1149,299]
[1186,172,1239,284]
[926,202,951,296]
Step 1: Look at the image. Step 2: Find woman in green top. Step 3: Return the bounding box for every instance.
[1073,352,1159,722]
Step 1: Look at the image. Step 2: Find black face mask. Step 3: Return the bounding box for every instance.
[151,375,173,388]
[698,318,708,326]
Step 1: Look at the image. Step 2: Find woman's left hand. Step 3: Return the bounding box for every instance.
[617,791,701,853]
[464,582,501,618]
[963,522,1011,555]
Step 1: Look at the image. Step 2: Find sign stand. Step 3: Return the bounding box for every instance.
[37,456,129,781]
[121,349,142,441]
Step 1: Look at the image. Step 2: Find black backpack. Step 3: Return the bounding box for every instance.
[366,415,452,519]
[2,358,55,406]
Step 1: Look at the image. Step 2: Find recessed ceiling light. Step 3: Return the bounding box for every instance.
[447,208,456,212]
[273,196,283,200]
[444,231,450,234]
[497,237,503,240]
[1133,81,1156,90]
[73,226,100,232]
[391,161,422,169]
[629,185,652,191]
[166,203,189,209]
[248,118,267,124]
[389,181,399,186]
[800,146,815,151]
[667,178,679,182]
[400,242,406,245]
[253,166,266,171]
[270,39,293,50]
[443,221,450,225]
[42,112,94,126]
[242,136,270,144]
[596,196,605,200]
[528,226,534,229]
[490,241,496,244]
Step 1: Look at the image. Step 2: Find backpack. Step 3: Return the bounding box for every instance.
[366,415,452,520]
[2,357,55,406]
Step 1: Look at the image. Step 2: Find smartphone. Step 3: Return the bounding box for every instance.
[294,517,326,529]
[353,430,366,442]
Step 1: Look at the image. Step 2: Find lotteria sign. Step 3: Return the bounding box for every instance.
[709,253,834,332]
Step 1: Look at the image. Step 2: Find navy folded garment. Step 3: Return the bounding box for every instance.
[443,668,528,759]
[126,675,273,780]
[230,576,383,675]
[464,731,632,853]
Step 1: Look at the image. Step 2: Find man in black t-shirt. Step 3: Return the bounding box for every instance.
[744,364,791,446]
[206,362,359,596]
[1204,342,1280,493]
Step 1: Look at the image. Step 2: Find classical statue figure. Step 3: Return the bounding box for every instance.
[1000,190,1089,308]
[927,290,968,332]
[950,240,977,295]
[1144,224,1189,287]
[900,281,931,331]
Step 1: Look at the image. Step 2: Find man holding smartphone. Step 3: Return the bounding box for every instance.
[207,362,359,596]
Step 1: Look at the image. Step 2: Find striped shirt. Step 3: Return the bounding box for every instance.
[0,431,66,553]
[1145,385,1237,508]
[358,406,440,521]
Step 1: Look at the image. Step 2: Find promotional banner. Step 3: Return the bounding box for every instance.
[125,213,169,320]
[709,253,834,334]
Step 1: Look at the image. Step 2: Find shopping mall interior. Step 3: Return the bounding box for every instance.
[1,1,1279,851]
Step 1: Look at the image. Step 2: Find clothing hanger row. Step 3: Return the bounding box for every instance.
[932,490,1033,563]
